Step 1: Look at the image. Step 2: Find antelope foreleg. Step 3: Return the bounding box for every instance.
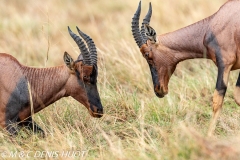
[207,64,232,136]
[208,90,224,136]
[6,121,20,136]
[19,116,45,137]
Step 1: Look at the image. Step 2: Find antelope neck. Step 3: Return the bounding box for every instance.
[157,14,214,64]
[22,65,69,112]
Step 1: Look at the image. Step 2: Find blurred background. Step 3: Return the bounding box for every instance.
[2,0,240,159]
[0,0,226,66]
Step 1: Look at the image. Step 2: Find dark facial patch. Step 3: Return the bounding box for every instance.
[148,63,161,97]
[72,58,103,116]
[85,83,102,112]
[140,44,162,97]
[5,77,30,133]
[90,65,98,84]
[75,66,103,114]
[85,65,102,114]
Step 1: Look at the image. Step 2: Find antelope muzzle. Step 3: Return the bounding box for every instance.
[89,104,103,118]
[154,84,168,98]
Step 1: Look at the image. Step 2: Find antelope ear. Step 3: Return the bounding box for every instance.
[77,54,83,61]
[63,51,75,70]
[144,24,157,43]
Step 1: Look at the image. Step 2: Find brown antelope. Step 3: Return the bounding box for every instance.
[131,1,240,136]
[0,26,103,136]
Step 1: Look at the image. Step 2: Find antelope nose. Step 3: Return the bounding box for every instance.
[97,108,103,114]
[155,92,164,98]
[96,107,103,118]
[90,105,103,118]
[154,85,165,98]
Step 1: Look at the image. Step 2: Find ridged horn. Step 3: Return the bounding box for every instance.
[76,26,97,65]
[141,2,152,43]
[68,26,92,65]
[131,1,144,48]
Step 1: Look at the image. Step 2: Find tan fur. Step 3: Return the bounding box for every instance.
[208,90,224,136]
[234,87,240,105]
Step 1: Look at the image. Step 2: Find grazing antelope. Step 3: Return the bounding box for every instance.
[131,1,240,136]
[0,26,103,136]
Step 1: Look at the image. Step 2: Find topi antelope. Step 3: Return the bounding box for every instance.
[0,26,103,136]
[131,1,240,136]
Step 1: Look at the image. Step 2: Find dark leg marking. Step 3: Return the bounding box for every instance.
[5,77,29,135]
[215,53,227,96]
[205,32,231,136]
[206,32,227,95]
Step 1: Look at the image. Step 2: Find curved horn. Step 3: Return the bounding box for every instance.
[141,2,152,43]
[131,1,144,48]
[68,26,92,65]
[76,26,97,65]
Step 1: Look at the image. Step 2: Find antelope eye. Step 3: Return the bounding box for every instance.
[145,52,149,58]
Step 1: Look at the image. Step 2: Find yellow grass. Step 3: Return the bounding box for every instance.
[1,0,240,159]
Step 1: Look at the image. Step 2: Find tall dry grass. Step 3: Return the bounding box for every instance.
[1,0,240,159]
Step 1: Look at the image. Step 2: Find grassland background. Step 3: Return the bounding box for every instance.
[1,0,240,159]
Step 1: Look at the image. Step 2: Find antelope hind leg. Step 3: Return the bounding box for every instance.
[234,72,240,105]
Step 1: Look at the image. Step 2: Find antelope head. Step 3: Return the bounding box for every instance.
[66,26,103,118]
[131,1,176,98]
